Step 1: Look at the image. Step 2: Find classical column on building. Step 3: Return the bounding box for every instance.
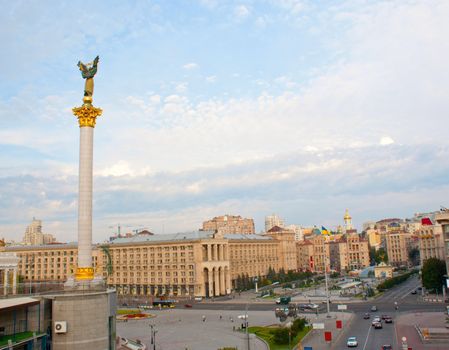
[214,267,220,296]
[12,269,17,295]
[219,267,226,295]
[3,269,8,295]
[208,269,214,297]
[225,267,231,294]
[207,245,212,262]
[214,244,219,261]
[218,245,223,261]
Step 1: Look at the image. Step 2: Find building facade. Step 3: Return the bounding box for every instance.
[418,223,445,266]
[434,210,449,273]
[202,215,255,234]
[5,230,296,297]
[23,218,55,246]
[265,214,285,232]
[385,231,412,267]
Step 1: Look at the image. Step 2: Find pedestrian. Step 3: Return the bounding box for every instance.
[230,317,234,322]
[202,315,206,322]
[219,315,222,320]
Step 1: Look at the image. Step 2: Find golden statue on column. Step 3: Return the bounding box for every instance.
[72,56,102,281]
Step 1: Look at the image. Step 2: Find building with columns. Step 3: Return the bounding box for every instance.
[0,252,20,295]
[5,229,293,297]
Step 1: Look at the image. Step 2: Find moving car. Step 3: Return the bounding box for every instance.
[363,313,370,319]
[411,290,417,294]
[372,316,381,326]
[371,305,378,311]
[347,336,358,347]
[381,345,392,350]
[384,316,393,323]
[373,321,383,329]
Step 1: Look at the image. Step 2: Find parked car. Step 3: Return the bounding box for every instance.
[384,316,393,323]
[373,321,383,329]
[371,305,378,312]
[381,345,392,350]
[347,336,358,347]
[363,313,370,319]
[411,290,417,294]
[184,304,193,308]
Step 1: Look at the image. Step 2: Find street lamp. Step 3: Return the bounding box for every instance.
[149,324,157,350]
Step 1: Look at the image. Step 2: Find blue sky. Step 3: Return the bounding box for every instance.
[1,0,449,242]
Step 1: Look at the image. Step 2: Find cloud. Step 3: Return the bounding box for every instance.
[182,63,199,70]
[205,75,217,83]
[380,136,395,146]
[234,5,250,19]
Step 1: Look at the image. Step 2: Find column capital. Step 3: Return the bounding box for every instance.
[72,104,102,128]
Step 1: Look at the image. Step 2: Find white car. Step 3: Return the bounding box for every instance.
[347,336,358,347]
[372,316,381,326]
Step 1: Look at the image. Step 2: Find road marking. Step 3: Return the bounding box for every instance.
[362,323,372,350]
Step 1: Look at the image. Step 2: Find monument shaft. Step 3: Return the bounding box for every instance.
[77,126,94,269]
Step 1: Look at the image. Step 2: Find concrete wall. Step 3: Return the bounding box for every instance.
[51,290,115,350]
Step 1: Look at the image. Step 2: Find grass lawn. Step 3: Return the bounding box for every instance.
[0,331,43,347]
[248,326,311,350]
[116,308,141,315]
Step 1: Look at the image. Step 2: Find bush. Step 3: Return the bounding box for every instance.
[273,327,290,344]
[291,317,307,336]
[377,270,417,291]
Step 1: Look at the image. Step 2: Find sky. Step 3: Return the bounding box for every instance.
[1,0,449,243]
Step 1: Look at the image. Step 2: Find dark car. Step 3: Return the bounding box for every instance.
[363,313,370,319]
[384,316,393,323]
[381,345,392,350]
[373,321,383,329]
[381,315,388,320]
[184,304,193,308]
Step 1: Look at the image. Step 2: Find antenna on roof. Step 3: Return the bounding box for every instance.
[441,206,448,211]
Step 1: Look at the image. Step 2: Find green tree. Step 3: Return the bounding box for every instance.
[370,247,388,264]
[272,327,290,344]
[422,258,447,291]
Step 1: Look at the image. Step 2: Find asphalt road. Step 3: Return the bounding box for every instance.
[186,275,446,350]
[330,275,428,350]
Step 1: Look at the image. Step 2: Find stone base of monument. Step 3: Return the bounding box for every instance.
[48,286,117,350]
[64,275,106,291]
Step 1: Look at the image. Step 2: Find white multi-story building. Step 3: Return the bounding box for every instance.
[265,214,285,232]
[22,218,55,246]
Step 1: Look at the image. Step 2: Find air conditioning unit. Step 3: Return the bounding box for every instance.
[54,321,67,334]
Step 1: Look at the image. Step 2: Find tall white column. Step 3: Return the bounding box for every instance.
[77,126,94,271]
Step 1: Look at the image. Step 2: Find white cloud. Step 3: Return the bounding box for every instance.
[234,5,250,19]
[205,75,217,83]
[380,136,395,146]
[182,62,199,70]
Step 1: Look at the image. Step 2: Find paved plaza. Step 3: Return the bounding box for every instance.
[117,308,280,350]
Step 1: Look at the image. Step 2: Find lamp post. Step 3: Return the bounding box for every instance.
[149,324,157,350]
[245,304,250,350]
[322,237,331,317]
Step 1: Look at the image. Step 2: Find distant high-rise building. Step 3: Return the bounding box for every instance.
[202,215,255,234]
[22,218,55,245]
[265,214,285,232]
[287,224,304,241]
